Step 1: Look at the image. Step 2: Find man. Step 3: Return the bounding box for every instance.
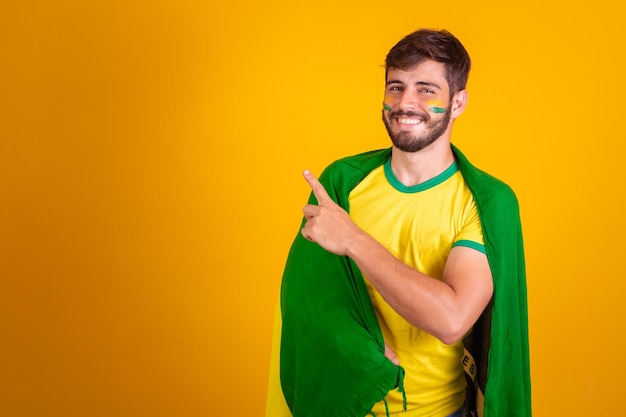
[266,29,531,417]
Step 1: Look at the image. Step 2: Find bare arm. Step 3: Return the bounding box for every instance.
[301,170,493,345]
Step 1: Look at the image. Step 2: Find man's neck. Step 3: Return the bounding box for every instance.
[389,139,455,187]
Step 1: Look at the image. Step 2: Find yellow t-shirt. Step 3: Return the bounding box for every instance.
[349,159,484,417]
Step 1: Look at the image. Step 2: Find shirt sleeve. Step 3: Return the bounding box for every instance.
[452,199,485,254]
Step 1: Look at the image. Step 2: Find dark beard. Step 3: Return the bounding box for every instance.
[382,108,451,152]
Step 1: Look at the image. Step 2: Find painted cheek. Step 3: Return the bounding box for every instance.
[383,94,396,111]
[426,99,447,114]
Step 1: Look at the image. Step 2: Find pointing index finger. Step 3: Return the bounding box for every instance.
[303,170,332,205]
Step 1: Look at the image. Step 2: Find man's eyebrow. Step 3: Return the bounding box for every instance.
[415,81,442,89]
[385,79,442,89]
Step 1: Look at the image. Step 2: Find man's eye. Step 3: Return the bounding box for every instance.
[389,86,402,92]
[422,88,435,94]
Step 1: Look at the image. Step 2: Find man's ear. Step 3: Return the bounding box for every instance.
[450,89,468,119]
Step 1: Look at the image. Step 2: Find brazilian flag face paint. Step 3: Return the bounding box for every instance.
[383,94,393,112]
[384,97,447,114]
[426,99,447,114]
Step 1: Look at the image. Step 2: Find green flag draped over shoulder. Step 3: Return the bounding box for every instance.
[274,145,531,417]
[453,145,532,417]
[280,149,405,417]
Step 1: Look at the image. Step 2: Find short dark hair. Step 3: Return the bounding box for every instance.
[385,29,471,97]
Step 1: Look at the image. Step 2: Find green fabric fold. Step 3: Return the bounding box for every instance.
[280,149,402,417]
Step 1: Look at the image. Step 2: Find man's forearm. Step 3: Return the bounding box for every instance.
[346,230,464,344]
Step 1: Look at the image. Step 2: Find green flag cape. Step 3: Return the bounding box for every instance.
[279,145,531,417]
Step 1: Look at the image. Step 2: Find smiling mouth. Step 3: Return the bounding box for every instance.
[396,116,425,125]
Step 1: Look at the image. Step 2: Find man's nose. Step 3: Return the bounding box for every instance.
[398,90,418,109]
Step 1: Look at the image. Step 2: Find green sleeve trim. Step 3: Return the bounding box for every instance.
[452,239,486,254]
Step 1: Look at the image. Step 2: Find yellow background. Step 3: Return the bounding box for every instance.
[1,1,624,416]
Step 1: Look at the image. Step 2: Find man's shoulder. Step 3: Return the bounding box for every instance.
[317,148,391,199]
[452,145,519,209]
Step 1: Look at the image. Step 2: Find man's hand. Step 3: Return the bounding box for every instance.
[301,170,362,256]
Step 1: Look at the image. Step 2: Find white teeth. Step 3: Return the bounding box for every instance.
[397,117,422,125]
